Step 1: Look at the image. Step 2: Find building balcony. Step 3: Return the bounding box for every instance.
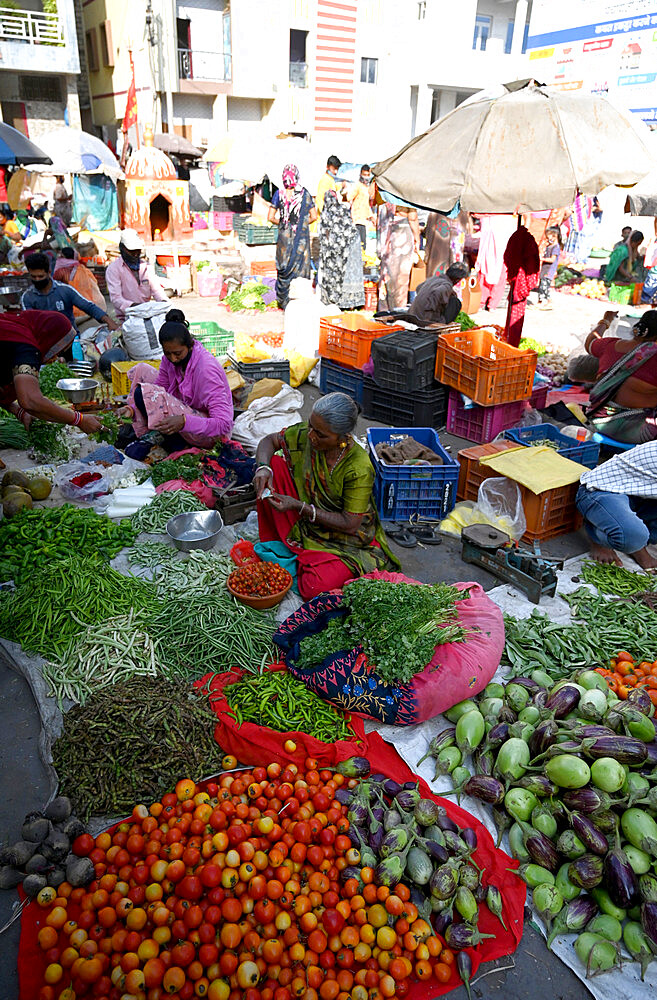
[289,61,308,88]
[178,47,231,83]
[0,0,79,73]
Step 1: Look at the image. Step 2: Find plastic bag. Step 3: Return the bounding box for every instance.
[285,350,318,388]
[54,461,110,501]
[233,332,273,364]
[477,477,526,540]
[231,385,304,450]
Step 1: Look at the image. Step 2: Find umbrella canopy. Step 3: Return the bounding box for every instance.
[24,128,122,179]
[154,133,203,158]
[625,173,657,217]
[0,123,51,165]
[374,82,657,214]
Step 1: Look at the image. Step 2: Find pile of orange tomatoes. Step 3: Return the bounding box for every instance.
[31,758,458,1000]
[596,650,657,705]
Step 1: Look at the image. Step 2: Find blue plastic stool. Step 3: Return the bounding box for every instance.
[591,432,634,452]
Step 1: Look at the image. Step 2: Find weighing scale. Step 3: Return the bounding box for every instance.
[460,524,563,604]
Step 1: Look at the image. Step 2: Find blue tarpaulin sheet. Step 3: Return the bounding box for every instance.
[72,174,118,231]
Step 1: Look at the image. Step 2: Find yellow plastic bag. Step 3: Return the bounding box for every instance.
[285,351,318,388]
[233,331,273,364]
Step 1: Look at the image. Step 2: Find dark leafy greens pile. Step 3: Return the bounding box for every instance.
[138,453,202,487]
[296,578,469,684]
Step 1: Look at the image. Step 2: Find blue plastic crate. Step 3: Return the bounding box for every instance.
[319,359,364,406]
[367,427,459,522]
[503,424,600,469]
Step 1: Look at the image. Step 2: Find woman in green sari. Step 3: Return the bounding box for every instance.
[254,393,400,599]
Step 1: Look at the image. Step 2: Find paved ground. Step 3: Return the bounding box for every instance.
[0,287,605,998]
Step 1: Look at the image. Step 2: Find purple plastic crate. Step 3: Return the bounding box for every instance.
[446,392,526,443]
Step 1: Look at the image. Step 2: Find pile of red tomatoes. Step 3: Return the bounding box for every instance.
[228,563,292,599]
[31,758,458,1000]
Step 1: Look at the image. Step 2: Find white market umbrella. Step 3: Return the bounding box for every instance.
[24,127,122,180]
[374,81,656,214]
[204,135,324,194]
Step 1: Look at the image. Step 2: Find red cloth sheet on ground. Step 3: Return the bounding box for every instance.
[18,727,525,1000]
[503,225,540,347]
[257,454,359,600]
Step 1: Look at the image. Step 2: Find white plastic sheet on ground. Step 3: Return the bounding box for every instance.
[365,553,656,1000]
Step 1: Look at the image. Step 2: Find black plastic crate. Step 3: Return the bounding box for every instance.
[371,329,439,393]
[319,359,364,406]
[229,355,290,384]
[362,377,448,428]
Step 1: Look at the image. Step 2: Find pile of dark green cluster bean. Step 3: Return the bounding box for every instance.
[223,669,356,741]
[581,561,657,597]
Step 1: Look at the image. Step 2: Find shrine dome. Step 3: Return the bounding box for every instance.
[125,126,177,181]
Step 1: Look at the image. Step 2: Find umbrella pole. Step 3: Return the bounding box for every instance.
[504,215,522,345]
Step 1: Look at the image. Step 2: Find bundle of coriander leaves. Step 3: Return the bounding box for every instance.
[296,578,469,684]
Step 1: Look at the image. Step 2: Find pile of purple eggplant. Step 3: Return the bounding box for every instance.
[335,765,508,957]
[418,669,657,981]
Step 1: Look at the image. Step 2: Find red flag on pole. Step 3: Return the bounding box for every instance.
[122,51,138,133]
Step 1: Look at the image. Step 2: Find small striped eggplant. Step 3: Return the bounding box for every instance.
[546,895,598,949]
[486,884,508,930]
[545,684,581,718]
[435,813,459,834]
[473,746,495,777]
[528,720,559,758]
[640,900,657,949]
[568,854,604,890]
[431,908,453,936]
[604,840,639,909]
[484,721,510,751]
[557,830,587,860]
[433,746,462,779]
[492,806,512,847]
[626,687,653,716]
[445,923,495,949]
[456,951,473,1000]
[515,774,558,798]
[562,787,612,814]
[582,735,648,765]
[416,727,456,767]
[430,864,458,901]
[569,812,609,856]
[462,775,505,805]
[639,873,657,903]
[519,820,560,871]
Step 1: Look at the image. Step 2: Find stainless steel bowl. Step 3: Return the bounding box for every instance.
[55,377,99,403]
[166,510,224,552]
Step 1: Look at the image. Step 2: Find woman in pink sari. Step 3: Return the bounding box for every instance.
[124,314,233,452]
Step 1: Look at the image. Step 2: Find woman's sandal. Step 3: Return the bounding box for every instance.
[384,523,418,548]
[409,525,442,545]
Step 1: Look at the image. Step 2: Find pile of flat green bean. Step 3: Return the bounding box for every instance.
[52,677,225,820]
[147,591,276,679]
[503,588,657,679]
[43,610,159,708]
[0,555,160,660]
[127,542,232,595]
[129,489,207,533]
[223,670,356,741]
[0,504,136,584]
[580,559,657,596]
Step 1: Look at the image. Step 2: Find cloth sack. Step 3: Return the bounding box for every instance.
[231,385,304,451]
[121,301,169,360]
[375,436,443,466]
[275,571,504,725]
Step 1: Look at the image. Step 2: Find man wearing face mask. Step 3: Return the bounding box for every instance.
[105,229,167,324]
[21,252,119,332]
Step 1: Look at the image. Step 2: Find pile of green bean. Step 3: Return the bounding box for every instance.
[129,489,207,533]
[147,591,276,679]
[0,555,160,660]
[52,677,225,820]
[0,504,136,584]
[223,670,356,741]
[581,560,657,596]
[127,542,232,595]
[43,610,159,708]
[568,586,657,655]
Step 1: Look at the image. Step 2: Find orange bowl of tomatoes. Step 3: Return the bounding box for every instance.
[227,560,293,608]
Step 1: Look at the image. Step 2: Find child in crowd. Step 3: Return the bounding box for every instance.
[537,227,561,305]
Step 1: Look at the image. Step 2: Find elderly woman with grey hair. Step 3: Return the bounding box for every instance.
[254,392,400,599]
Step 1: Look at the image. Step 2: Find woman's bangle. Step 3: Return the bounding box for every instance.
[309,504,316,523]
[70,410,82,426]
[256,463,272,474]
[16,405,25,422]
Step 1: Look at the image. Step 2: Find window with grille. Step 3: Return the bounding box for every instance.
[19,76,62,103]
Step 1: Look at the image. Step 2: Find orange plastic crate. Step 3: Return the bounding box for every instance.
[319,314,402,370]
[250,261,277,276]
[456,442,582,541]
[435,327,537,406]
